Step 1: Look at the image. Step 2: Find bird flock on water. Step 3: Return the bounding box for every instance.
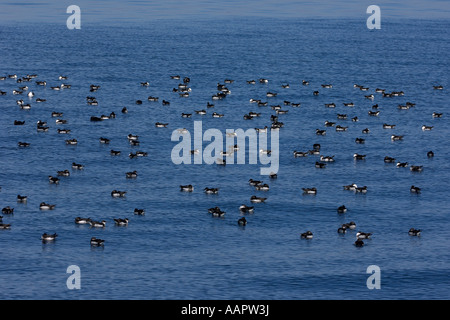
[0,73,444,247]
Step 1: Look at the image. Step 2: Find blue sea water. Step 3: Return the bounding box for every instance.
[0,17,449,300]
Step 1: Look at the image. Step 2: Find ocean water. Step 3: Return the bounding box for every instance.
[0,18,449,300]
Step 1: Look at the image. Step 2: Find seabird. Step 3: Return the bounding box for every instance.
[114,218,129,226]
[204,187,219,194]
[180,185,194,192]
[301,231,313,239]
[89,220,106,228]
[250,196,267,203]
[111,190,127,197]
[356,232,372,239]
[238,217,247,226]
[134,208,145,215]
[90,237,105,246]
[239,205,254,213]
[302,188,317,195]
[39,203,56,210]
[75,217,92,224]
[41,233,58,241]
[408,228,421,236]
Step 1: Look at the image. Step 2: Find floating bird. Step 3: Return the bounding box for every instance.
[315,128,326,135]
[301,231,313,239]
[41,233,57,242]
[239,205,254,214]
[65,139,78,145]
[110,150,121,156]
[111,190,126,197]
[204,187,219,194]
[353,153,366,160]
[337,226,347,234]
[126,171,138,178]
[255,183,270,191]
[39,203,56,210]
[48,176,60,184]
[180,185,194,192]
[17,195,27,202]
[75,217,92,224]
[90,237,105,246]
[249,179,262,186]
[396,162,409,168]
[250,196,266,203]
[408,228,421,236]
[72,162,84,170]
[315,162,326,168]
[114,218,129,226]
[356,232,372,239]
[343,221,356,230]
[89,220,106,228]
[410,165,423,172]
[335,125,348,132]
[293,151,308,157]
[238,217,247,226]
[1,207,14,214]
[134,209,145,215]
[320,155,335,162]
[391,135,404,141]
[343,183,358,191]
[354,239,364,247]
[355,186,368,193]
[18,142,30,148]
[302,188,317,195]
[209,207,225,217]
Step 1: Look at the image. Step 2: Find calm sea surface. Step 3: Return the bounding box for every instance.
[0,18,449,300]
